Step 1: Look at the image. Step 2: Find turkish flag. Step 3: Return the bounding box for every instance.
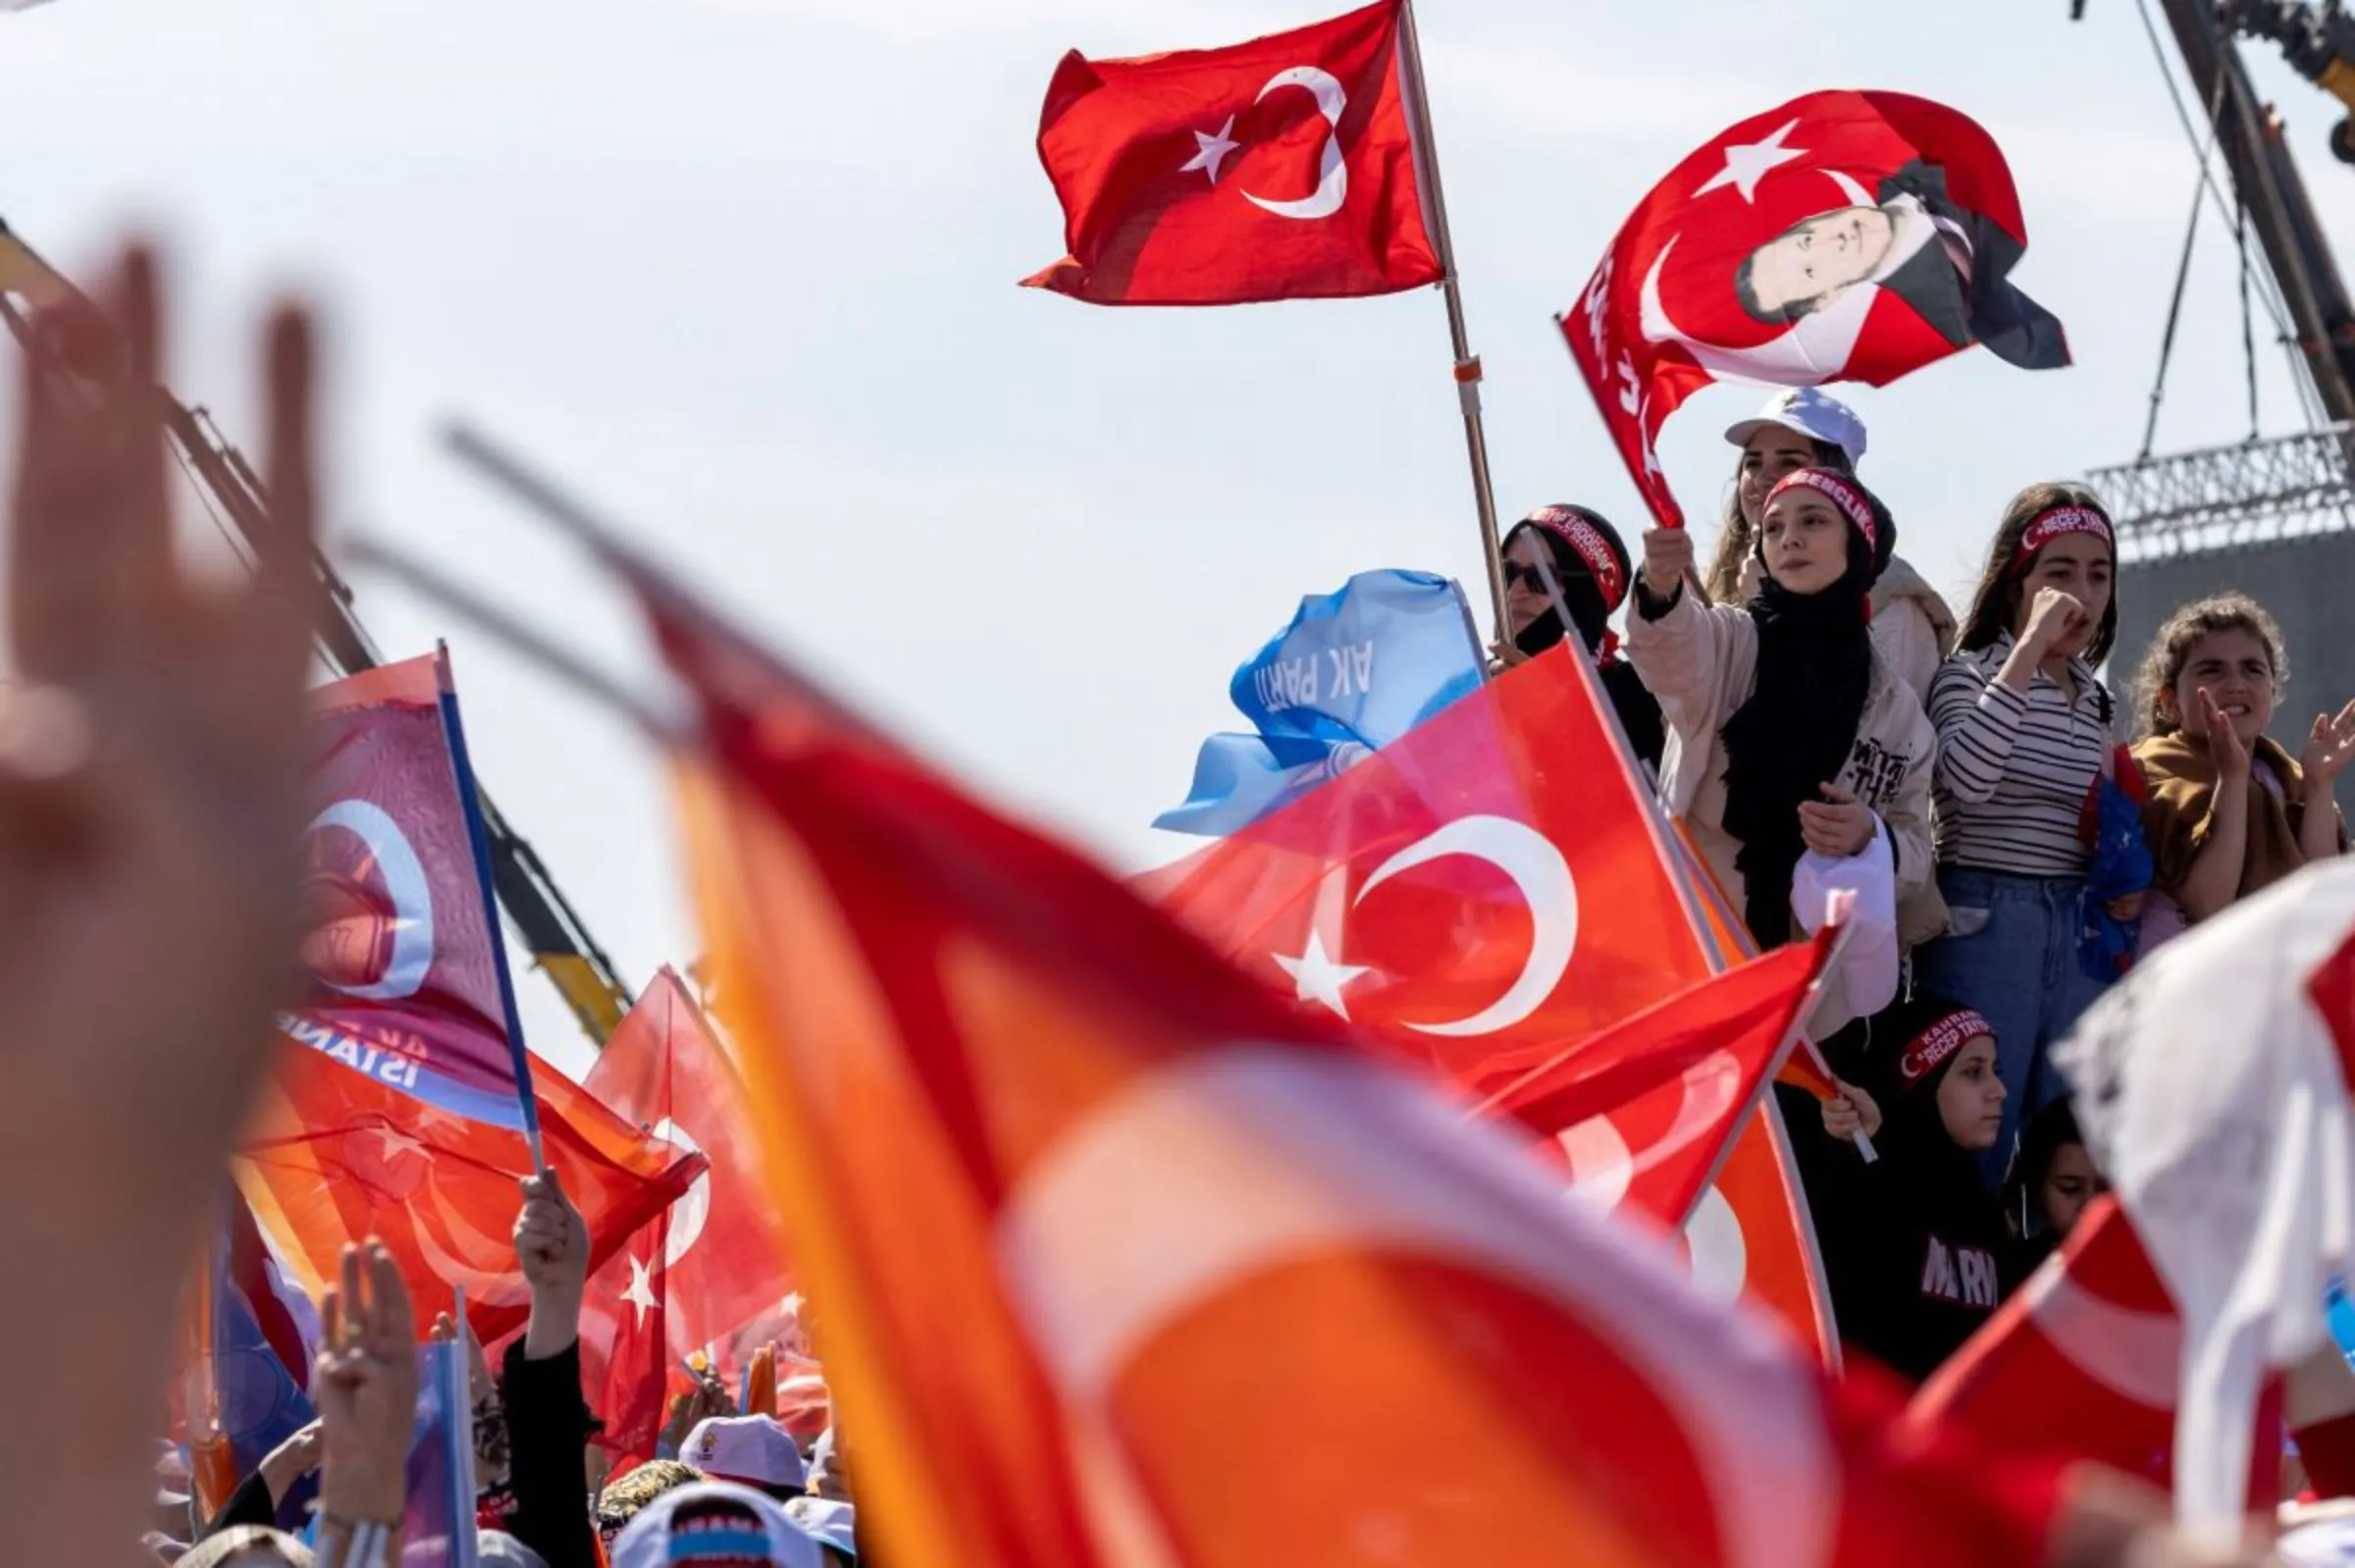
[607,555,2074,1568]
[1910,1199,2175,1484]
[1492,927,1834,1229]
[1906,1197,2287,1512]
[593,1214,670,1467]
[1145,644,1839,1362]
[294,652,530,1128]
[1561,90,2067,527]
[1143,645,1715,1088]
[1023,0,1440,305]
[583,967,796,1357]
[236,1038,705,1342]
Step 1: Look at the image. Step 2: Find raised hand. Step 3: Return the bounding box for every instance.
[315,1241,419,1528]
[2198,689,2252,777]
[0,242,321,1567]
[517,1168,590,1359]
[1641,527,1693,601]
[2020,587,2087,657]
[257,1420,324,1505]
[2301,698,2355,790]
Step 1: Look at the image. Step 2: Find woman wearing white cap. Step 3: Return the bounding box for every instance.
[1707,388,1956,702]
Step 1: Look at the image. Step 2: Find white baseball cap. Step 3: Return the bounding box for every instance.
[1723,387,1867,467]
[683,1415,808,1493]
[611,1481,823,1568]
[783,1497,857,1560]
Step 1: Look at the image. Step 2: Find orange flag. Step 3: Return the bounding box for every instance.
[238,1039,704,1340]
[615,558,2062,1566]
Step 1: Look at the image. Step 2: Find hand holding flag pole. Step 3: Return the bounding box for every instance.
[1525,546,1874,1165]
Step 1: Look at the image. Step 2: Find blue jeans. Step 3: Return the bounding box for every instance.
[1911,869,2113,1188]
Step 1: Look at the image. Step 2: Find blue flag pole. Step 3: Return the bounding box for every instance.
[434,643,546,1171]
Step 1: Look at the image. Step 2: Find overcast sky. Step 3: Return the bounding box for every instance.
[0,0,2341,1073]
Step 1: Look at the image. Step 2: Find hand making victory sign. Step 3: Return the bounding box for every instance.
[0,242,322,1563]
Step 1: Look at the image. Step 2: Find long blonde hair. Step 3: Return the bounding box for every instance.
[2131,592,2289,738]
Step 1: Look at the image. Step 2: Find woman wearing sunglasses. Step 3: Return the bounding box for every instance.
[1494,503,1664,772]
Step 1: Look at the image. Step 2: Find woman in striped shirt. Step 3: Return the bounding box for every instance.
[1915,482,2120,1184]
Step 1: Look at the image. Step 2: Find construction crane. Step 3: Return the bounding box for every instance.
[2228,0,2355,163]
[0,219,636,1047]
[2071,0,2355,557]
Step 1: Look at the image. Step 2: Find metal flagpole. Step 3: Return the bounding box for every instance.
[1394,0,1510,648]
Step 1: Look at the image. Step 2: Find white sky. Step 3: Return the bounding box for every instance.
[0,0,2343,1075]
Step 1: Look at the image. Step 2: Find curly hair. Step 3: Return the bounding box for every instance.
[596,1458,706,1539]
[2129,591,2289,738]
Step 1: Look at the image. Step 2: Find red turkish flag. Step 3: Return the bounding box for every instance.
[1906,1196,2288,1512]
[583,967,795,1356]
[1560,90,2066,526]
[627,556,2071,1566]
[236,1038,704,1342]
[1145,644,1839,1362]
[595,1214,671,1467]
[1143,646,1714,1088]
[1491,927,1835,1230]
[1023,0,1440,305]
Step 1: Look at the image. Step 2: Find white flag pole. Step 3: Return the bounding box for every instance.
[1393,0,1510,648]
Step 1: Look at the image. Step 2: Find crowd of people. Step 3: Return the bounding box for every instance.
[158,1173,857,1568]
[8,235,2329,1567]
[1497,382,2355,1393]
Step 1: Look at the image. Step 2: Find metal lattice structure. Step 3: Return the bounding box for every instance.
[2088,424,2355,561]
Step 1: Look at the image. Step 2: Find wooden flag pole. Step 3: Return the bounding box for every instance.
[1394,0,1511,647]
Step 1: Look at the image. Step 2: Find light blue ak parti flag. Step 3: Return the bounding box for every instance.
[1155,569,1486,837]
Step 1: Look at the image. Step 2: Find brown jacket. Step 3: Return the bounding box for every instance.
[2133,728,2343,909]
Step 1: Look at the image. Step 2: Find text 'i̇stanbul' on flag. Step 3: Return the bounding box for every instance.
[1022,0,1440,305]
[289,651,534,1127]
[1562,90,2067,527]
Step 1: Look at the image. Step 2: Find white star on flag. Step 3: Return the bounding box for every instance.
[621,1254,659,1329]
[374,1124,429,1163]
[1181,115,1240,184]
[1693,118,1806,203]
[1272,929,1372,1019]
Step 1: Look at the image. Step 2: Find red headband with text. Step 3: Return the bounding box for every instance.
[1899,1008,1995,1087]
[1763,468,1876,554]
[1528,507,1627,608]
[2009,505,2114,575]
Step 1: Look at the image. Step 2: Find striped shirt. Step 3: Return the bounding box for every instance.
[1927,631,2110,875]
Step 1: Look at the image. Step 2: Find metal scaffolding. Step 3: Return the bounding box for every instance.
[2088,423,2355,560]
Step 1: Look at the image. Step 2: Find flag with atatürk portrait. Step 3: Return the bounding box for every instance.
[1562,90,2067,527]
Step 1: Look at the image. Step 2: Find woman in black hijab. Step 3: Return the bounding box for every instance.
[1494,503,1664,772]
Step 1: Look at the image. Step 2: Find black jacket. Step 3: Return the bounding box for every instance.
[500,1337,598,1568]
[1783,1083,2018,1384]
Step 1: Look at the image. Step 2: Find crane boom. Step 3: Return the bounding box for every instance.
[2159,0,2355,420]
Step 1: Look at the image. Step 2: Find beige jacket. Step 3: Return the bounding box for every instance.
[1732,552,1957,704]
[1626,586,1942,1035]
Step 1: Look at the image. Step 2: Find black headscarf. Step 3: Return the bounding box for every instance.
[1718,469,1895,946]
[1506,505,1632,659]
